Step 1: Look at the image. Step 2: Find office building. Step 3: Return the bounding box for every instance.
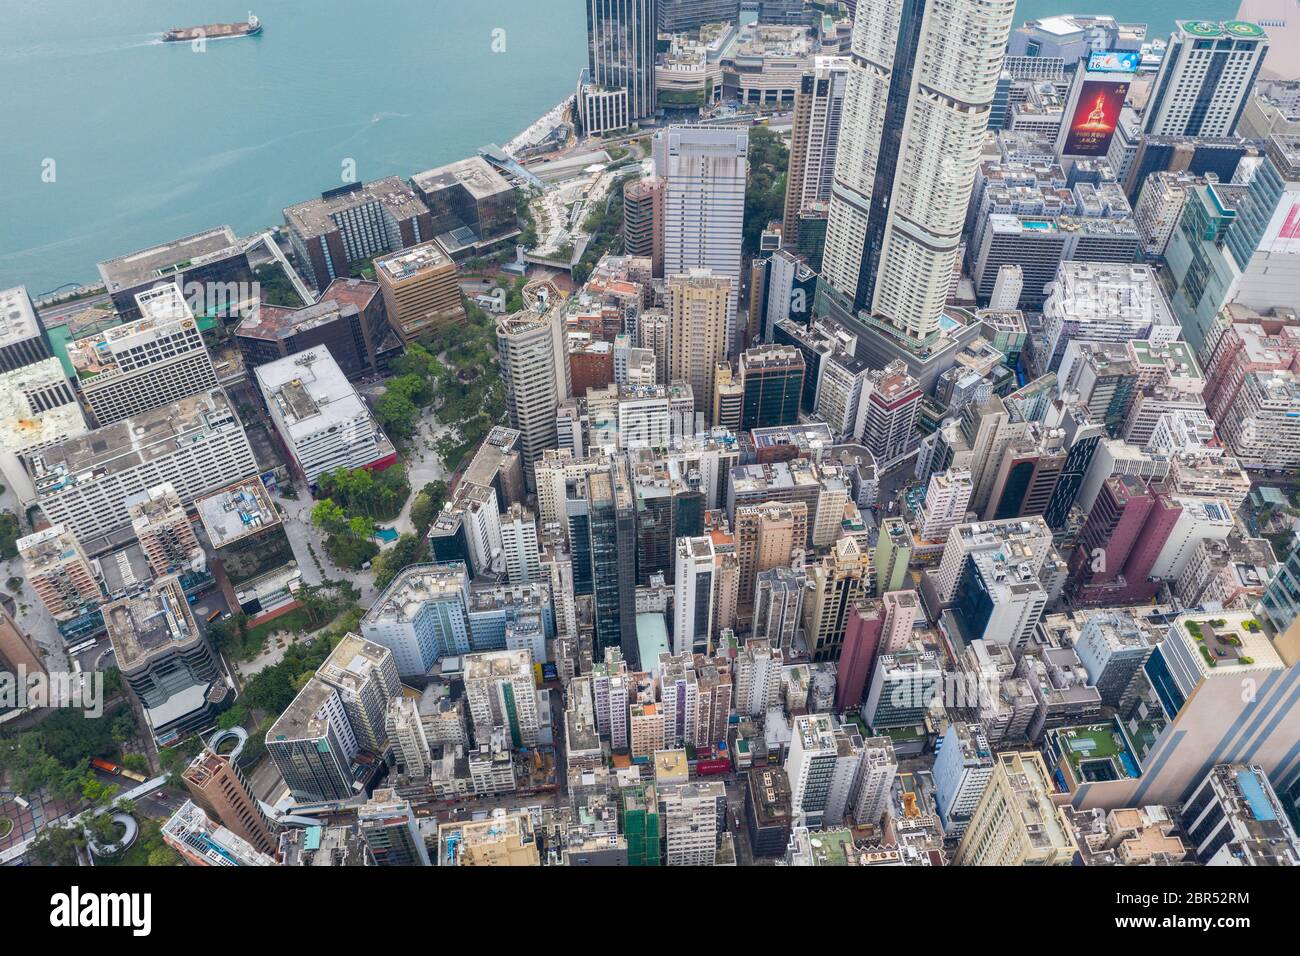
[67,284,218,425]
[667,271,733,421]
[1076,610,1298,810]
[105,575,227,743]
[673,536,715,656]
[386,696,431,780]
[660,780,726,865]
[746,767,794,857]
[498,300,570,491]
[315,633,401,755]
[783,56,850,249]
[932,722,995,839]
[283,177,433,291]
[161,800,276,867]
[623,177,665,277]
[585,0,656,126]
[28,390,257,547]
[657,0,738,32]
[863,646,943,731]
[803,537,871,662]
[499,503,541,585]
[854,360,920,465]
[195,476,298,611]
[464,648,540,749]
[182,748,278,858]
[0,357,86,507]
[734,638,785,718]
[127,482,204,577]
[752,565,804,650]
[438,809,539,866]
[586,459,638,662]
[0,285,52,372]
[266,677,360,802]
[410,156,519,260]
[733,501,807,607]
[1073,610,1154,708]
[362,563,473,676]
[738,345,804,429]
[358,789,431,866]
[784,713,840,827]
[374,240,465,343]
[1181,764,1300,865]
[237,278,392,382]
[655,126,748,322]
[256,347,395,484]
[97,225,251,320]
[1040,262,1179,374]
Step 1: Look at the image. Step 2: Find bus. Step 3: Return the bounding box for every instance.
[206,609,224,623]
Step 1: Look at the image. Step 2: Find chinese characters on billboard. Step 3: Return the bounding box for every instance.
[1062,79,1130,156]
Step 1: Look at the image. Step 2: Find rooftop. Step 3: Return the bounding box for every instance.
[284,177,427,239]
[0,286,41,347]
[104,576,200,671]
[375,240,454,282]
[317,632,394,697]
[267,677,339,744]
[411,156,514,201]
[363,563,469,626]
[0,358,88,454]
[255,348,369,437]
[97,226,242,294]
[464,647,532,681]
[194,476,281,548]
[27,389,240,494]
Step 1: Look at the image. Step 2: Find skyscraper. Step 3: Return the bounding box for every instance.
[955,751,1078,865]
[668,270,733,423]
[822,0,1016,339]
[586,0,657,123]
[738,345,805,429]
[655,126,748,323]
[673,536,715,656]
[497,300,570,491]
[587,459,639,664]
[1143,20,1269,138]
[182,747,278,858]
[783,56,851,248]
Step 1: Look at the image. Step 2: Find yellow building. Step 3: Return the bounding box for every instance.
[955,751,1078,866]
[437,810,539,866]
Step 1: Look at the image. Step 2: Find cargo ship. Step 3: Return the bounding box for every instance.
[163,12,261,42]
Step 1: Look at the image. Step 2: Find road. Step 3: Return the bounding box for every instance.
[38,291,113,326]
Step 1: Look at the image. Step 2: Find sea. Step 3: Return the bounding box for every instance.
[0,0,1239,295]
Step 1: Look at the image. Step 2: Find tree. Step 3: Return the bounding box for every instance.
[409,479,450,534]
[375,390,420,441]
[0,510,20,560]
[311,498,348,535]
[29,825,85,865]
[374,533,430,589]
[742,126,789,256]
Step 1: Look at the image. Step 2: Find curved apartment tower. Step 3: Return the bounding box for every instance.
[822,0,1016,342]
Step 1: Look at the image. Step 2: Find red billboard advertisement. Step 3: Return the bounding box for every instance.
[1062,79,1130,156]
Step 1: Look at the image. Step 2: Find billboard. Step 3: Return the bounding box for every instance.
[1087,50,1140,73]
[1062,79,1130,156]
